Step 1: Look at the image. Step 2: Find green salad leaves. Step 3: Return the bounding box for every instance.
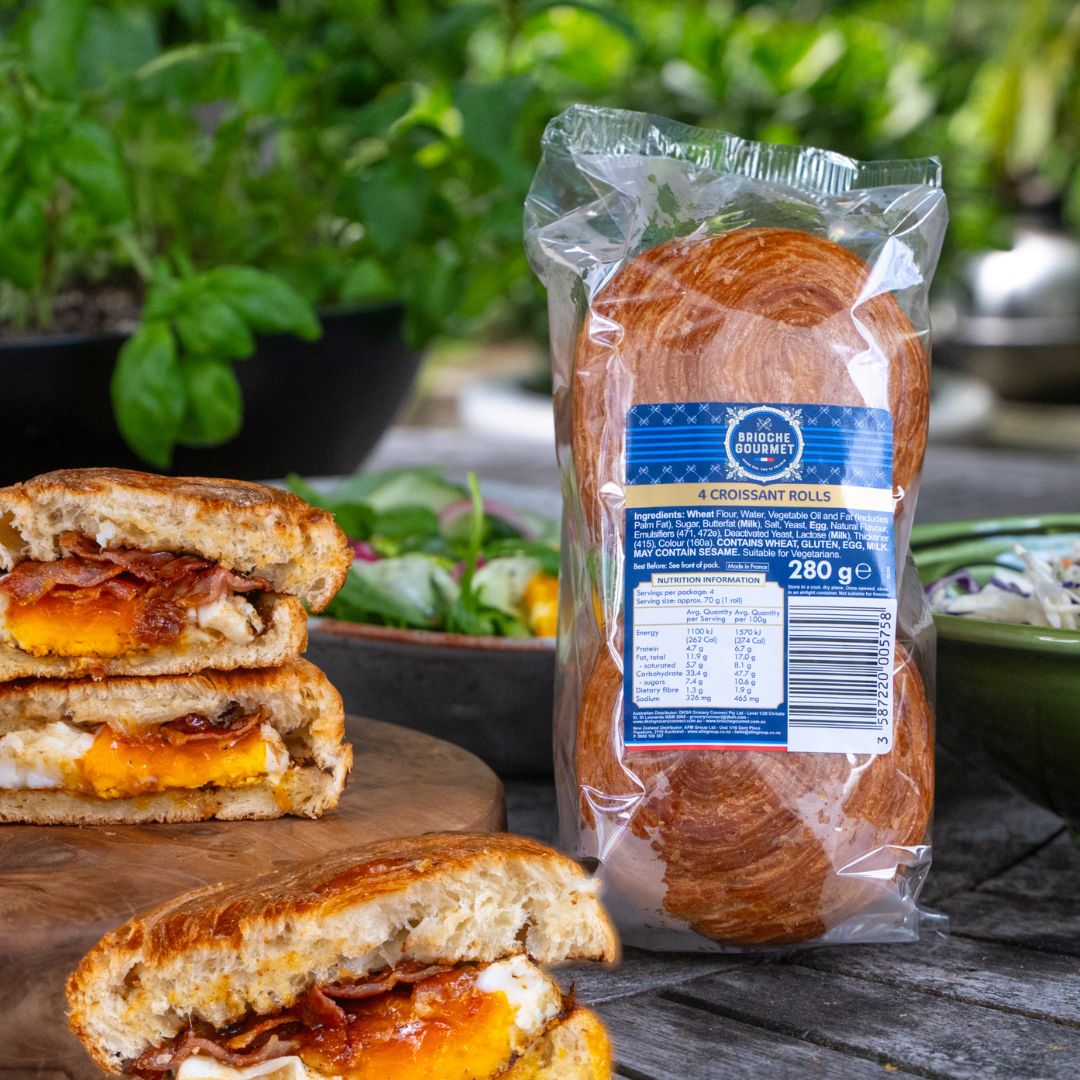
[288,467,559,637]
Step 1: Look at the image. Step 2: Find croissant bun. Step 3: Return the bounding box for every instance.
[577,644,933,944]
[569,227,934,945]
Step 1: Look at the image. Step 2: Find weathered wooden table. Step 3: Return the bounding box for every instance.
[371,431,1080,1080]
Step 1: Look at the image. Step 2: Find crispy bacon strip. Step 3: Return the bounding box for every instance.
[169,564,267,606]
[133,1032,301,1074]
[61,533,269,600]
[131,597,188,646]
[148,705,268,747]
[0,557,125,604]
[0,533,269,610]
[298,984,347,1028]
[320,962,455,999]
[223,1014,300,1052]
[130,962,458,1074]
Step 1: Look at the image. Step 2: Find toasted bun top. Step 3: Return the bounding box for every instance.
[67,833,618,1072]
[0,468,351,611]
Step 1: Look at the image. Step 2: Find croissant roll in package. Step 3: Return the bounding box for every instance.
[525,106,948,949]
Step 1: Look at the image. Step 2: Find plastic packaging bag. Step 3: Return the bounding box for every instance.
[525,106,948,950]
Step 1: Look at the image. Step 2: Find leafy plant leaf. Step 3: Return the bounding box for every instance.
[401,246,462,347]
[351,159,431,254]
[418,3,499,52]
[349,88,414,139]
[523,0,641,43]
[29,0,90,98]
[340,257,399,306]
[235,30,284,113]
[174,294,255,360]
[443,596,497,635]
[371,506,441,543]
[204,267,321,340]
[0,189,47,291]
[482,539,560,576]
[111,322,184,468]
[472,556,541,617]
[354,468,465,514]
[177,356,243,447]
[55,119,130,223]
[330,503,377,541]
[77,7,160,88]
[454,77,535,184]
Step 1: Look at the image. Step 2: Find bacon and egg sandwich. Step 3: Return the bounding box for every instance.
[0,657,350,823]
[66,833,617,1079]
[0,468,351,679]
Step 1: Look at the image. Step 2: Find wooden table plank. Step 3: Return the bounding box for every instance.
[938,892,1080,958]
[793,937,1080,1025]
[925,750,1065,902]
[597,992,924,1080]
[560,948,751,1005]
[674,964,1080,1079]
[975,833,1080,901]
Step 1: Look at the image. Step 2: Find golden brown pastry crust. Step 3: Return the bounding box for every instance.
[501,1007,613,1079]
[0,467,351,610]
[74,832,619,968]
[570,227,934,945]
[0,468,316,512]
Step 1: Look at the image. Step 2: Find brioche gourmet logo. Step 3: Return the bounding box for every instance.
[724,405,804,482]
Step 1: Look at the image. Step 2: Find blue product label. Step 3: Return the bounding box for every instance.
[623,402,897,755]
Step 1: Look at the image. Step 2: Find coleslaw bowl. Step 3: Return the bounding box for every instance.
[912,515,1080,831]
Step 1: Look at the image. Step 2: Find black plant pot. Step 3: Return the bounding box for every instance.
[0,307,420,484]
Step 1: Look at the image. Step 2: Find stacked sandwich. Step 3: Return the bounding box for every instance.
[0,468,354,823]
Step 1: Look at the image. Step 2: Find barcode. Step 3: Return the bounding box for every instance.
[787,601,892,730]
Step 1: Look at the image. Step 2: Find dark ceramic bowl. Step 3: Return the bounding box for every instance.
[0,307,419,484]
[305,619,556,779]
[912,515,1080,829]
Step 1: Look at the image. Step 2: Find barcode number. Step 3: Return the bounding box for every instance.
[787,603,892,731]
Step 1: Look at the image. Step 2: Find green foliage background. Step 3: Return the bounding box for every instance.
[0,0,1077,460]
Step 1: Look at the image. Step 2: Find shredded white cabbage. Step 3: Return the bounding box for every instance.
[929,543,1080,629]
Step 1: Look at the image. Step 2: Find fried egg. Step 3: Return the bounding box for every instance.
[0,720,288,798]
[0,591,263,658]
[173,958,563,1080]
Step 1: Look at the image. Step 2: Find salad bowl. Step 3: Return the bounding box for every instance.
[912,515,1080,831]
[305,620,554,778]
[294,468,560,778]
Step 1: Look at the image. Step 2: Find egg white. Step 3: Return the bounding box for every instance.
[0,722,94,789]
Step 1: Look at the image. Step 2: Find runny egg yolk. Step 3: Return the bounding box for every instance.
[77,725,275,799]
[300,968,521,1080]
[4,590,141,657]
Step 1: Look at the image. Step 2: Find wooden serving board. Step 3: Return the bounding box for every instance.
[0,715,505,1077]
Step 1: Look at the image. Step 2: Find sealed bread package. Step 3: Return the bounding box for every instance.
[525,106,948,949]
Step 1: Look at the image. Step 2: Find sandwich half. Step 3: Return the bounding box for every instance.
[0,468,351,680]
[67,833,618,1079]
[0,657,350,823]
